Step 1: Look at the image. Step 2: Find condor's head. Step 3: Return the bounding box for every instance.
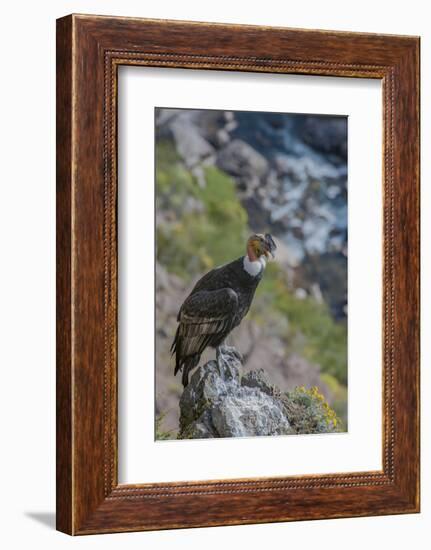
[246,233,277,262]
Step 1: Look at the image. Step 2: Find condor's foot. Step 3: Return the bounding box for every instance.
[216,345,243,382]
[216,344,243,364]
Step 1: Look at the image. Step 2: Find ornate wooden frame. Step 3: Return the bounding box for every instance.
[56,14,420,534]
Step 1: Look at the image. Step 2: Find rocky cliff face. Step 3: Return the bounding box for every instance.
[178,346,340,439]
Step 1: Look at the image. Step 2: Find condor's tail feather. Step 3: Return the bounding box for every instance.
[170,326,179,355]
[172,327,201,387]
[176,355,200,387]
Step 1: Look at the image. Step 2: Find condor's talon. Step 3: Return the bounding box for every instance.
[216,345,226,362]
[231,348,243,363]
[217,345,243,364]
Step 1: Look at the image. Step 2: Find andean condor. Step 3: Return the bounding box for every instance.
[171,233,277,386]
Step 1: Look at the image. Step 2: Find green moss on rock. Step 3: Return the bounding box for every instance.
[283,385,342,434]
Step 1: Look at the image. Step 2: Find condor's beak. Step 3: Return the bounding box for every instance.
[264,233,277,258]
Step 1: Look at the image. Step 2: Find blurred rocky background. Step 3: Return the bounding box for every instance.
[154,107,348,438]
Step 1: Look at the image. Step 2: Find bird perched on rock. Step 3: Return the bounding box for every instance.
[171,233,277,386]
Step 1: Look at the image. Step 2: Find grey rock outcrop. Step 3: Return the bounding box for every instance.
[178,347,340,439]
[217,139,268,178]
[179,348,291,439]
[170,116,215,169]
[298,116,347,161]
[217,139,268,197]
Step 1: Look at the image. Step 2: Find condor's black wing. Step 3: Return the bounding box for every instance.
[172,287,239,361]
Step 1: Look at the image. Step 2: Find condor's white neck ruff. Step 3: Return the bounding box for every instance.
[243,255,266,277]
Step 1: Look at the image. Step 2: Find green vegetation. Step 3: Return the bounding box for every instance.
[284,385,342,434]
[255,263,347,386]
[155,413,175,440]
[320,372,348,424]
[156,141,248,280]
[156,140,197,206]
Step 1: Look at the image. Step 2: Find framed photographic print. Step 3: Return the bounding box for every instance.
[56,14,420,534]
